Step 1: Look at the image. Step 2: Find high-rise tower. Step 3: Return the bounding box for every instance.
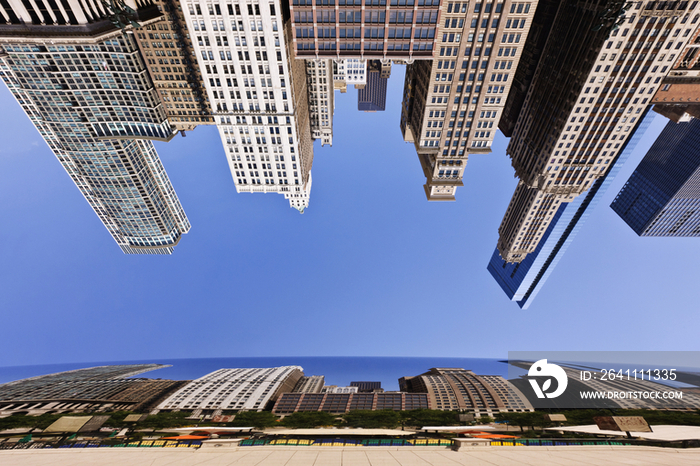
[182,1,314,212]
[497,0,700,263]
[358,60,388,111]
[0,0,191,254]
[132,0,214,131]
[489,108,655,308]
[307,59,334,146]
[399,367,533,415]
[290,0,441,60]
[400,0,537,201]
[612,117,700,236]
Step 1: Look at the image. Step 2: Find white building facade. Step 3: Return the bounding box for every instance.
[321,385,359,394]
[181,0,314,212]
[157,366,304,412]
[334,58,367,89]
[306,59,334,146]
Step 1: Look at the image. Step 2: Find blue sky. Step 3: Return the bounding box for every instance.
[0,65,698,369]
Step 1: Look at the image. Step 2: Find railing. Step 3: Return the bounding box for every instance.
[3,437,698,450]
[490,439,632,446]
[490,438,700,449]
[239,438,453,447]
[0,439,202,450]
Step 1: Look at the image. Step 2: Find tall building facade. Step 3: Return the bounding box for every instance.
[321,385,358,393]
[157,366,304,412]
[399,368,533,415]
[290,0,441,60]
[182,1,314,212]
[132,0,214,131]
[488,108,655,308]
[272,391,429,414]
[334,58,367,90]
[350,381,382,392]
[400,0,537,200]
[508,360,700,410]
[0,1,191,254]
[497,0,700,263]
[0,364,181,416]
[292,375,325,393]
[651,17,700,110]
[612,117,700,236]
[306,59,334,145]
[358,61,388,111]
[498,0,559,137]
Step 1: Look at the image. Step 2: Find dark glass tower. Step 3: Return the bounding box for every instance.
[358,70,387,112]
[611,118,700,236]
[488,109,655,308]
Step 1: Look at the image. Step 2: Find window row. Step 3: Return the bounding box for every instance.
[188,3,275,17]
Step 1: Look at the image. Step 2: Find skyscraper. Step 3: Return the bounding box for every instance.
[399,367,533,415]
[358,61,388,111]
[182,1,314,212]
[272,391,429,413]
[132,0,214,131]
[612,117,700,236]
[496,0,700,263]
[0,364,181,416]
[489,108,655,308]
[307,59,335,145]
[290,0,440,60]
[0,1,191,254]
[157,366,304,413]
[650,19,700,113]
[400,0,537,201]
[333,58,367,90]
[291,375,325,393]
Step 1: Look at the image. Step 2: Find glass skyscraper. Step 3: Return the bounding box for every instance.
[611,117,700,237]
[488,109,655,308]
[358,67,387,112]
[0,3,190,254]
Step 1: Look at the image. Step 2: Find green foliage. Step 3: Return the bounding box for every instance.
[343,410,401,429]
[132,411,191,430]
[400,409,460,428]
[475,415,494,424]
[5,407,698,437]
[0,413,64,431]
[226,411,279,429]
[102,411,137,427]
[280,411,337,428]
[494,411,549,431]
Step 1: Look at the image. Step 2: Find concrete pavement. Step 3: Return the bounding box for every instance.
[1,446,698,465]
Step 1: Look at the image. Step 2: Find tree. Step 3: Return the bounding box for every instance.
[281,412,337,428]
[342,410,401,429]
[400,409,459,428]
[494,412,529,432]
[227,411,279,429]
[475,415,494,425]
[134,411,191,430]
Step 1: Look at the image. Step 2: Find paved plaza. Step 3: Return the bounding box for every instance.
[1,446,699,465]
